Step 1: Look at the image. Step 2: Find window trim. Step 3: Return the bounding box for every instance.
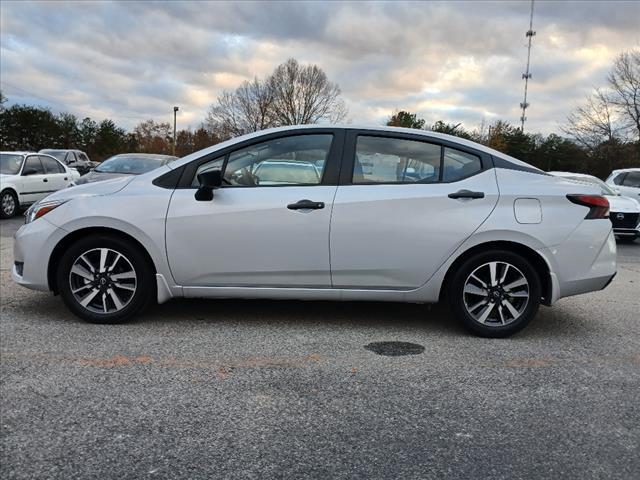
[339,129,491,186]
[176,128,345,189]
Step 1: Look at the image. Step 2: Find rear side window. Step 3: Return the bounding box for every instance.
[78,152,90,162]
[612,173,626,185]
[353,136,440,184]
[621,171,640,188]
[442,148,482,182]
[23,156,45,175]
[41,156,65,173]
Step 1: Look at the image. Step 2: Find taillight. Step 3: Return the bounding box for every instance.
[566,194,609,219]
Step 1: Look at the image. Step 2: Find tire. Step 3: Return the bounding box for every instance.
[449,250,541,338]
[56,234,155,324]
[1,189,19,219]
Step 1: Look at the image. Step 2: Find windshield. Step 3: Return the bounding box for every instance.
[0,154,24,175]
[40,150,67,162]
[565,176,617,195]
[95,155,167,174]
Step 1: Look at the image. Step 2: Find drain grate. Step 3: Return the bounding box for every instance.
[364,341,425,357]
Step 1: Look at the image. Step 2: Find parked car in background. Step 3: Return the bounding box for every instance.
[71,153,178,186]
[606,168,640,200]
[551,171,640,243]
[39,149,97,175]
[1,152,80,218]
[12,126,617,338]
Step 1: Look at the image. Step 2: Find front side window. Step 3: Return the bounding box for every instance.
[442,147,482,182]
[65,152,77,164]
[223,135,331,187]
[23,156,45,175]
[622,171,640,188]
[353,136,440,184]
[41,156,65,174]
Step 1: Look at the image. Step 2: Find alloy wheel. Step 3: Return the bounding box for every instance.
[68,248,137,314]
[2,193,16,217]
[462,261,529,326]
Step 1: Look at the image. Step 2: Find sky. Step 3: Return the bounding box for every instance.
[1,0,639,134]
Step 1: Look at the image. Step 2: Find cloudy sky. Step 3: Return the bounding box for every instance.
[1,0,638,134]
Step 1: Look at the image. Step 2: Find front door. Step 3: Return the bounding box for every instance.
[166,132,342,287]
[330,132,499,289]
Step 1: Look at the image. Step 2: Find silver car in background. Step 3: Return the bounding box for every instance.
[12,126,617,337]
[71,153,178,186]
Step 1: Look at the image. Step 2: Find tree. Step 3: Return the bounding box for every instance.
[56,112,80,148]
[206,58,347,139]
[269,58,347,125]
[430,120,471,139]
[386,111,425,129]
[133,119,172,153]
[93,119,127,158]
[0,90,6,111]
[608,49,640,142]
[0,104,60,150]
[562,88,624,150]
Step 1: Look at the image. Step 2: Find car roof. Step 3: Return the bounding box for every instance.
[169,124,543,172]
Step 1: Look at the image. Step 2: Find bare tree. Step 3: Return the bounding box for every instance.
[607,49,640,141]
[206,78,274,139]
[562,88,625,150]
[268,58,347,125]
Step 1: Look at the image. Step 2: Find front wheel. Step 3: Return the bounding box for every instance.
[1,189,19,219]
[56,234,155,324]
[449,250,541,338]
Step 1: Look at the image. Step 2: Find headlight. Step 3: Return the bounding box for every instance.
[24,199,68,224]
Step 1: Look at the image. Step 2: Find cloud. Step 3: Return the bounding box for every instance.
[1,0,638,133]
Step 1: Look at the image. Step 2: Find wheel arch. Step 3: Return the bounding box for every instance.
[439,240,553,306]
[47,227,157,294]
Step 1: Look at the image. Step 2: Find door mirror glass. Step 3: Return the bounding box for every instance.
[195,169,222,201]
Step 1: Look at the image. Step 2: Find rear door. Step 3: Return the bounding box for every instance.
[40,155,70,190]
[329,130,499,289]
[166,129,344,287]
[19,155,52,204]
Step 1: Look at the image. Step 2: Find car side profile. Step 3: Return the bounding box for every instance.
[12,126,617,337]
[39,149,96,176]
[1,152,81,218]
[71,153,178,186]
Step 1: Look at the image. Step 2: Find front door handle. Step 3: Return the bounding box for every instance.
[448,189,484,199]
[43,178,48,183]
[287,199,325,210]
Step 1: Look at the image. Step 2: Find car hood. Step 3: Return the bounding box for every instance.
[45,175,135,203]
[74,171,132,185]
[607,194,640,213]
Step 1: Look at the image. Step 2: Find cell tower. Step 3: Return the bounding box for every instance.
[520,0,535,132]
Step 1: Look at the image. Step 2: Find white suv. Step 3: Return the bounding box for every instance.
[606,168,640,200]
[1,152,81,218]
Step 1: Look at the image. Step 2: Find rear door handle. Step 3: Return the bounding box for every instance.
[43,178,48,183]
[448,189,484,199]
[287,199,325,210]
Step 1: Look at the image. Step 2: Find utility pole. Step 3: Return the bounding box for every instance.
[520,0,535,132]
[173,106,179,156]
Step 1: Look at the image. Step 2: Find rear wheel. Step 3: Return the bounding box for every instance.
[449,250,541,338]
[1,190,18,219]
[56,235,155,324]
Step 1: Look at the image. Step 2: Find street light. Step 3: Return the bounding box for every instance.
[173,106,179,156]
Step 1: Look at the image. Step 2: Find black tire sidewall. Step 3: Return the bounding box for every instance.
[1,190,18,219]
[57,234,154,324]
[449,250,541,338]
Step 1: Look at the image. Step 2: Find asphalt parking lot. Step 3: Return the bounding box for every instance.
[1,215,638,479]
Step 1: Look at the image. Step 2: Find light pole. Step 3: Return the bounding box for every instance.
[173,106,179,156]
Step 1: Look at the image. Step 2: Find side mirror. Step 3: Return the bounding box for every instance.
[22,168,38,176]
[195,169,223,201]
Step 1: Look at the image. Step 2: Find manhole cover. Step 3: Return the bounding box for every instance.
[364,341,425,357]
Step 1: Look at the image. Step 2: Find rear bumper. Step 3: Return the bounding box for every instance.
[539,223,617,304]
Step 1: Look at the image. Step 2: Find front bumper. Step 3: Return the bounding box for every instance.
[12,218,67,292]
